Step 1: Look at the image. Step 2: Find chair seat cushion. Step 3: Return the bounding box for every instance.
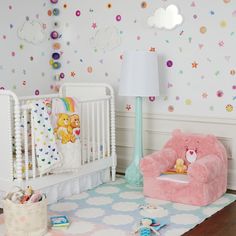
[157,174,189,183]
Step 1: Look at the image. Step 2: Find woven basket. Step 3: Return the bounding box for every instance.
[3,198,47,236]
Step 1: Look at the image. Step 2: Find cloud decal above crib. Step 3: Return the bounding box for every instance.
[147,5,183,30]
[18,20,45,44]
[90,26,121,52]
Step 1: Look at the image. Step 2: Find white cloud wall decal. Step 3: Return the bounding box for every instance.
[90,26,121,52]
[18,20,45,44]
[147,5,183,30]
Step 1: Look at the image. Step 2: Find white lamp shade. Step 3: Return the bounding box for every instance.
[119,51,159,97]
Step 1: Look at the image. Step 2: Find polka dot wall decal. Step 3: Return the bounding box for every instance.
[226,104,233,112]
[141,2,147,8]
[166,60,173,67]
[149,96,155,102]
[193,14,198,19]
[11,52,15,57]
[216,90,224,97]
[107,3,112,8]
[168,105,174,112]
[22,81,26,86]
[116,15,121,21]
[75,10,81,16]
[87,66,93,73]
[185,99,192,105]
[35,90,40,96]
[220,20,227,28]
[218,40,224,47]
[202,92,208,99]
[232,85,236,90]
[30,56,34,61]
[200,26,207,34]
[230,69,235,75]
[63,4,67,8]
[126,104,131,111]
[223,0,231,3]
[47,10,52,16]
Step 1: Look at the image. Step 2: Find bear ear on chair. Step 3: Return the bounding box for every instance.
[172,129,182,137]
[206,134,217,144]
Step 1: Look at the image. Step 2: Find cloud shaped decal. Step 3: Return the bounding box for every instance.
[90,26,121,52]
[18,20,45,44]
[147,5,183,30]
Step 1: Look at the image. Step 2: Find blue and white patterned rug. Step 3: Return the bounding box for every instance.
[46,177,236,236]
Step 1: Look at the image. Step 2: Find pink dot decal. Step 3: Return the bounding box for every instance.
[149,96,156,102]
[75,10,81,16]
[35,90,40,96]
[216,90,224,97]
[166,60,173,67]
[116,15,121,21]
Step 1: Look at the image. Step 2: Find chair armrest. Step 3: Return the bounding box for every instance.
[140,148,177,177]
[188,154,223,183]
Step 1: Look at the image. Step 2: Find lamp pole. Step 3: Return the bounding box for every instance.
[125,96,143,186]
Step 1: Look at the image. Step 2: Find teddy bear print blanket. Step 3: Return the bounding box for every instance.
[50,97,82,173]
[31,97,81,175]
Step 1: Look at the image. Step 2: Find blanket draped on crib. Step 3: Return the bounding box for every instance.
[31,101,61,175]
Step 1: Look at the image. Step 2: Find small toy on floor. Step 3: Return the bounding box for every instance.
[133,218,166,235]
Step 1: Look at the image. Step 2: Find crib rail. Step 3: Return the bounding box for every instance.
[18,95,112,180]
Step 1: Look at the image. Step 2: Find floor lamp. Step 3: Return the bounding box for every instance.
[119,51,159,186]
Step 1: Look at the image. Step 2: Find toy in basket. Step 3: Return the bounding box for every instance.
[3,186,47,236]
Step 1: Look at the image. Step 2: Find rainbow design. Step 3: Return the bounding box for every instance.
[61,97,75,112]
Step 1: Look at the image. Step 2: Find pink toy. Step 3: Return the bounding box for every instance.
[140,129,228,206]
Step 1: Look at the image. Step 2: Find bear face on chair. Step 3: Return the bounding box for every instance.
[164,129,224,166]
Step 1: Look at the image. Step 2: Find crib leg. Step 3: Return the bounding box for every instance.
[111,166,116,181]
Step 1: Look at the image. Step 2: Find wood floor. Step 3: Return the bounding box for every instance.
[0,190,235,235]
[183,189,236,236]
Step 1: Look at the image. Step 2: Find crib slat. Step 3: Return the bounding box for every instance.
[97,102,100,160]
[106,100,110,157]
[31,112,36,178]
[23,110,29,180]
[102,101,105,159]
[86,103,90,163]
[92,102,95,161]
[81,103,85,165]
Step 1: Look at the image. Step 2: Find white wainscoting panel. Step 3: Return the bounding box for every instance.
[116,112,236,190]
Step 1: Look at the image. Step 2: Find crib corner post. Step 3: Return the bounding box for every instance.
[111,154,117,182]
[110,87,116,182]
[14,96,23,181]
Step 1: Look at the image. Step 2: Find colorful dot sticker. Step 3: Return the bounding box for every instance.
[185,99,192,105]
[216,90,224,97]
[141,2,147,8]
[149,96,156,102]
[75,10,81,16]
[87,66,93,73]
[168,105,174,112]
[107,3,112,8]
[200,26,207,34]
[116,15,121,21]
[166,60,173,67]
[35,89,40,95]
[226,104,233,112]
[50,31,59,39]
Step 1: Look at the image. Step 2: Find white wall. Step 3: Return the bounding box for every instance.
[0,0,53,96]
[58,0,236,118]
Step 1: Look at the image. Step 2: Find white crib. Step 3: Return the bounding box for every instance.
[0,83,116,204]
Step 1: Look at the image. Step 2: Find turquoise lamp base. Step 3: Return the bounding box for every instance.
[125,96,143,187]
[125,161,143,186]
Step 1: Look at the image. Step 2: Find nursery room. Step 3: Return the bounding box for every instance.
[0,0,236,235]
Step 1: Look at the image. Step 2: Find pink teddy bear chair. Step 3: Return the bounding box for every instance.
[140,130,228,206]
